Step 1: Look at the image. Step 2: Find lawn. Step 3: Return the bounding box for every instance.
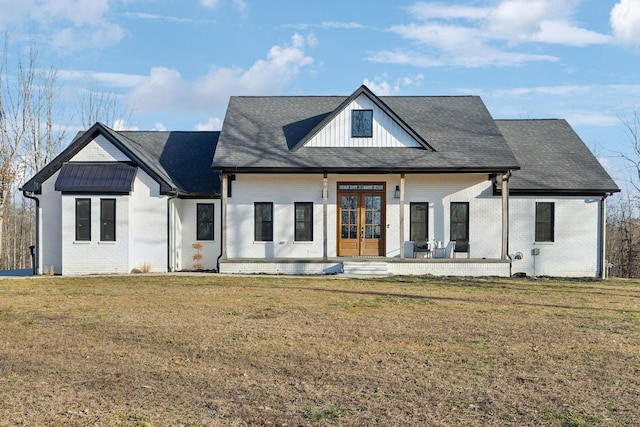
[0,274,638,426]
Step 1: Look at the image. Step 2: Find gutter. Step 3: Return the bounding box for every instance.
[22,190,40,275]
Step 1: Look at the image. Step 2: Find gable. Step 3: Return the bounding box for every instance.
[71,135,130,162]
[304,93,423,149]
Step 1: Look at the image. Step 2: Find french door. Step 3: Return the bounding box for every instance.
[337,183,385,256]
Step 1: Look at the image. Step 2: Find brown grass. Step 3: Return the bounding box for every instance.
[0,275,638,426]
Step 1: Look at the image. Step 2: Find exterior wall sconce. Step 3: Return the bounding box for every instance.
[394,185,400,199]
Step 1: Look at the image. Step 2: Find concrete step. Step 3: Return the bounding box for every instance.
[342,261,388,276]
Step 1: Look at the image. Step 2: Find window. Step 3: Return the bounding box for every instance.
[196,203,215,240]
[100,199,116,241]
[75,199,91,241]
[255,202,273,242]
[352,109,373,137]
[410,203,429,241]
[295,202,313,241]
[450,202,469,241]
[535,202,554,242]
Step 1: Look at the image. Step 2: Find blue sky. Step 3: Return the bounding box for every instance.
[2,0,640,190]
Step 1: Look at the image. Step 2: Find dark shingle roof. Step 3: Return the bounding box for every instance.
[496,119,619,194]
[115,130,220,194]
[22,123,221,196]
[213,94,520,172]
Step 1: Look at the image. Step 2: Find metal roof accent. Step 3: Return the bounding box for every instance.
[55,162,138,194]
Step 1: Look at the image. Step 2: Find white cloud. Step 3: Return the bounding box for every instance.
[113,119,139,131]
[564,111,621,127]
[611,0,640,45]
[363,74,424,96]
[127,34,314,113]
[406,3,491,20]
[200,0,221,8]
[51,22,125,52]
[195,117,223,131]
[1,0,125,52]
[320,21,365,29]
[58,70,146,88]
[375,0,610,68]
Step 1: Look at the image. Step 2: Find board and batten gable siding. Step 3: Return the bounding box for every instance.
[179,199,221,271]
[304,94,422,149]
[509,196,601,277]
[70,135,130,162]
[38,170,62,274]
[61,194,130,275]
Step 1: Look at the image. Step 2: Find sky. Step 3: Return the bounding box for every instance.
[2,0,640,192]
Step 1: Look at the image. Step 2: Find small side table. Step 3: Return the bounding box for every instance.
[433,247,447,258]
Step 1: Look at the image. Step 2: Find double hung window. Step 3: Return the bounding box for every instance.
[450,202,469,242]
[197,203,215,240]
[410,203,429,241]
[255,202,273,242]
[294,202,313,241]
[535,202,554,242]
[75,199,91,241]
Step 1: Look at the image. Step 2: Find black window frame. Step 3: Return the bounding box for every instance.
[196,203,215,241]
[254,202,273,242]
[450,202,469,242]
[410,202,429,242]
[294,202,313,242]
[100,199,116,242]
[535,202,555,242]
[75,198,91,241]
[351,109,373,138]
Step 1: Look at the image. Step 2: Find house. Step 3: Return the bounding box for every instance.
[21,85,619,277]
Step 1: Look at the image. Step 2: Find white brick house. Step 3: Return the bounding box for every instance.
[22,85,619,277]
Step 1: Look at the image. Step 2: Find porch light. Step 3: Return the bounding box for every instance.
[394,185,400,199]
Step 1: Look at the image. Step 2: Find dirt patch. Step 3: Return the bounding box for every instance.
[0,275,638,426]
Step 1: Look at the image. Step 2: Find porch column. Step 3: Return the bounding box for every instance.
[221,173,228,260]
[501,171,510,260]
[399,173,405,259]
[323,173,328,260]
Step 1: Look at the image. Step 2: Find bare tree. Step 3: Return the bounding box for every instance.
[620,109,640,192]
[76,82,131,129]
[0,35,66,269]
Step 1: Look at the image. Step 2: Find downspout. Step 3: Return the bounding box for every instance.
[216,173,228,273]
[167,192,179,272]
[23,191,40,275]
[500,171,512,275]
[599,193,610,279]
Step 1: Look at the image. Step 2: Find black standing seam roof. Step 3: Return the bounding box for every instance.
[54,162,137,193]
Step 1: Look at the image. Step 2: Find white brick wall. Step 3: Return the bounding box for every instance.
[71,135,129,162]
[179,199,221,270]
[61,194,130,275]
[129,171,168,273]
[227,173,502,260]
[509,196,601,277]
[38,170,62,274]
[227,174,324,258]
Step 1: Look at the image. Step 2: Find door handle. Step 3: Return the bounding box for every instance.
[361,227,364,241]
